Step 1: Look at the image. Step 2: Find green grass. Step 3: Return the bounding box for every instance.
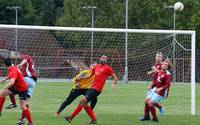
[0,82,200,125]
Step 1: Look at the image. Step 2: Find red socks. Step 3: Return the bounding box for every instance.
[22,109,33,124]
[144,104,149,117]
[149,105,157,118]
[9,94,16,105]
[84,105,96,121]
[0,97,5,113]
[70,104,97,121]
[71,104,83,119]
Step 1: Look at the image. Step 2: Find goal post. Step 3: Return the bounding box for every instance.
[0,24,196,115]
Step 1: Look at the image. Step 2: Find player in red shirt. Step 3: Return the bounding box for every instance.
[147,52,165,115]
[0,58,33,125]
[6,53,37,110]
[65,55,118,124]
[140,60,171,122]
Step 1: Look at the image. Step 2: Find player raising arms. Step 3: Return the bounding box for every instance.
[65,55,118,124]
[0,58,33,125]
[147,52,165,115]
[54,63,97,117]
[140,59,171,122]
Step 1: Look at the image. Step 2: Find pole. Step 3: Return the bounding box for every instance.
[15,8,18,64]
[91,8,94,63]
[191,32,196,115]
[7,6,21,64]
[82,6,96,63]
[172,8,176,81]
[125,0,129,83]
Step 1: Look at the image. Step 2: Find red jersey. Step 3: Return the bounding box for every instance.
[91,64,114,92]
[8,66,28,92]
[20,55,36,77]
[151,63,162,87]
[155,70,171,98]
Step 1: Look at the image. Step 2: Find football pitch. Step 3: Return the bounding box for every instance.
[0,82,200,125]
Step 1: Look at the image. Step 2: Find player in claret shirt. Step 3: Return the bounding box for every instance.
[140,60,171,122]
[16,53,37,125]
[147,52,165,115]
[65,55,118,124]
[0,58,33,125]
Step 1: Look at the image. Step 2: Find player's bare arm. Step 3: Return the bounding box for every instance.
[3,78,15,90]
[111,73,118,91]
[17,59,28,67]
[0,77,9,84]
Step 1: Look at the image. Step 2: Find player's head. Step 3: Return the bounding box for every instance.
[155,52,163,63]
[100,55,108,65]
[162,59,171,70]
[4,58,13,67]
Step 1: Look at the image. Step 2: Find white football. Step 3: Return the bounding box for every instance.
[174,2,184,11]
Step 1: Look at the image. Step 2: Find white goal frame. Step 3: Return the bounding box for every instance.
[0,24,196,115]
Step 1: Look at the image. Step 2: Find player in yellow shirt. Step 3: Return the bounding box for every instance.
[54,64,97,117]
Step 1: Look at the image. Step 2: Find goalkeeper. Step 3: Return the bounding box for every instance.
[54,64,97,117]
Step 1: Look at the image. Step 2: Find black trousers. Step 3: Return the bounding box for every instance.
[57,89,97,113]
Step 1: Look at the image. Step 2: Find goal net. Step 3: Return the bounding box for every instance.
[0,25,195,115]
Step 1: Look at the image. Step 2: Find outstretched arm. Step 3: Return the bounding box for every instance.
[0,77,9,85]
[2,78,15,90]
[110,73,118,91]
[17,59,27,67]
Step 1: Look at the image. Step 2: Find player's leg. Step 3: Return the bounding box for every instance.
[19,92,33,125]
[82,89,97,110]
[148,93,165,122]
[5,94,17,109]
[24,77,36,105]
[55,89,82,116]
[0,89,13,116]
[64,96,86,123]
[16,77,36,124]
[154,103,165,115]
[146,87,165,115]
[140,89,155,121]
[139,98,151,121]
[90,96,97,110]
[83,89,100,123]
[65,89,99,123]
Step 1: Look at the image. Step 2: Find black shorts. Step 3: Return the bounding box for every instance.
[85,88,100,102]
[8,86,27,100]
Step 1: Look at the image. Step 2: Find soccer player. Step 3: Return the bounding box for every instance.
[54,64,97,117]
[140,60,171,122]
[6,53,37,111]
[0,58,33,125]
[65,55,118,124]
[16,53,37,124]
[147,52,165,115]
